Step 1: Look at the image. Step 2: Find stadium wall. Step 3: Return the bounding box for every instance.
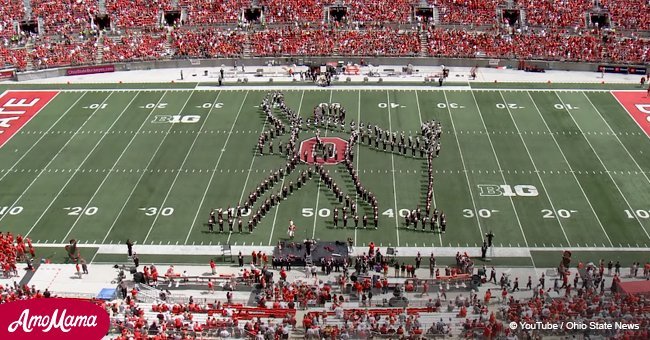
[15,57,644,81]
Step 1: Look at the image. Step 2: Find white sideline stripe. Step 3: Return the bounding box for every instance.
[61,92,144,242]
[555,92,650,241]
[183,91,249,245]
[95,91,174,248]
[527,92,613,247]
[25,92,125,238]
[38,87,619,93]
[0,92,76,185]
[41,243,650,258]
[142,91,222,244]
[498,90,571,246]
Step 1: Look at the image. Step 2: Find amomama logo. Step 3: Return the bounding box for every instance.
[0,298,110,340]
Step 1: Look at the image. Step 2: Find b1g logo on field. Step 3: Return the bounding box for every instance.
[151,115,201,123]
[478,184,539,197]
[299,137,348,165]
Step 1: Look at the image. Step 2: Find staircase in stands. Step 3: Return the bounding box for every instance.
[242,33,251,58]
[96,33,104,64]
[419,28,428,57]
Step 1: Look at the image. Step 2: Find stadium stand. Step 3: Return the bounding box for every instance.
[599,0,650,30]
[171,28,245,58]
[29,36,97,69]
[517,0,593,28]
[31,0,98,34]
[106,0,172,28]
[260,0,329,24]
[250,27,335,56]
[179,0,249,25]
[0,0,26,40]
[336,28,420,56]
[435,0,500,26]
[101,33,169,63]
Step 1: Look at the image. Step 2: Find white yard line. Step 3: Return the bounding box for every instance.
[5,91,109,229]
[441,90,483,241]
[142,91,223,244]
[268,90,305,245]
[61,92,147,242]
[554,92,650,240]
[25,92,125,238]
[527,92,613,246]
[468,90,535,267]
[311,90,334,239]
[414,90,443,247]
[96,91,191,246]
[498,91,571,246]
[0,92,81,185]
[184,91,249,245]
[227,92,267,245]
[354,90,361,247]
[386,90,400,246]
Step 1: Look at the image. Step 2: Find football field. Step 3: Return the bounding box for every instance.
[0,86,649,264]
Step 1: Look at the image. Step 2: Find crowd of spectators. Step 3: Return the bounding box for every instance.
[0,0,25,40]
[106,0,171,28]
[29,36,97,69]
[31,0,98,34]
[101,33,168,63]
[172,28,245,58]
[0,232,34,279]
[342,0,412,23]
[179,0,248,25]
[599,0,650,30]
[261,0,329,24]
[337,28,420,56]
[427,28,606,62]
[434,0,500,26]
[251,27,335,56]
[517,0,592,28]
[0,46,26,70]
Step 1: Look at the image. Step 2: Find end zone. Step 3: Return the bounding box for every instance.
[0,90,59,148]
[611,91,650,138]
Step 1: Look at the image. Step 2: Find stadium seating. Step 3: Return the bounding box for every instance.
[101,33,168,62]
[250,27,335,56]
[0,46,26,70]
[171,28,245,58]
[0,0,25,40]
[179,0,249,25]
[31,0,98,34]
[336,28,420,56]
[435,0,500,26]
[260,0,329,23]
[599,0,650,30]
[29,36,97,69]
[517,0,592,28]
[106,0,172,28]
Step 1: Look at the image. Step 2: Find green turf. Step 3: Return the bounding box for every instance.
[1,87,649,266]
